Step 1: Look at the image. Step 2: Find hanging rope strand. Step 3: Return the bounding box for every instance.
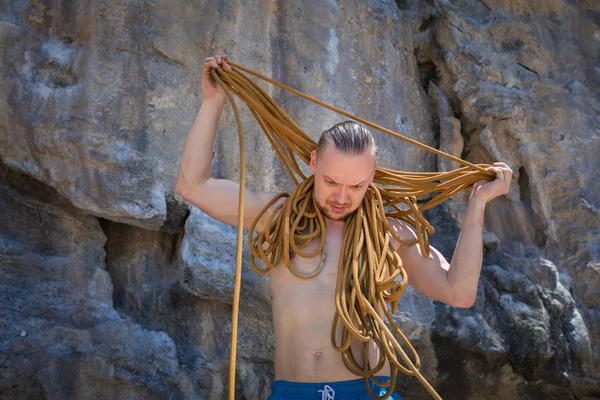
[211,62,494,400]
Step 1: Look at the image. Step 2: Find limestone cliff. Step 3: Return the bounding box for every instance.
[0,0,598,399]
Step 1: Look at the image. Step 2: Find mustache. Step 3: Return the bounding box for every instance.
[329,203,350,208]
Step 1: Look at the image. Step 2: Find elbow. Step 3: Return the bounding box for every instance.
[452,298,476,309]
[175,177,209,204]
[449,292,476,309]
[174,178,196,201]
[174,169,209,200]
[450,296,475,308]
[174,179,188,199]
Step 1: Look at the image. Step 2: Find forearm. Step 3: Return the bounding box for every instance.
[446,197,486,307]
[176,98,225,190]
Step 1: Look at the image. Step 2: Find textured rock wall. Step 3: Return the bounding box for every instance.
[0,0,598,399]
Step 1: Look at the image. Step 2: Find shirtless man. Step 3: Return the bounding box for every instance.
[175,55,513,399]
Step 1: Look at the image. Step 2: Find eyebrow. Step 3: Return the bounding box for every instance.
[323,175,367,186]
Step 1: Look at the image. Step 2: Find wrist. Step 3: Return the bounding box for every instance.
[467,195,486,212]
[202,95,226,111]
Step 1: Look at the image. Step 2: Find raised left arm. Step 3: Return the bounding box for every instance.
[392,162,512,308]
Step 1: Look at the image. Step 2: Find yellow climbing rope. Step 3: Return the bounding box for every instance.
[210,62,494,400]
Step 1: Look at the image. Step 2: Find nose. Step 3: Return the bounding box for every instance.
[333,186,348,204]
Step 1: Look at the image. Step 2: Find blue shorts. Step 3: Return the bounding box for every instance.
[268,376,402,399]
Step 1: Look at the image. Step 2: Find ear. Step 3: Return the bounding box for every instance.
[310,150,317,175]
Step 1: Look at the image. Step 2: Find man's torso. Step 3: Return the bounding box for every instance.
[269,221,395,382]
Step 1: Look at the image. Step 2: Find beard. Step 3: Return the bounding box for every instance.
[315,199,353,221]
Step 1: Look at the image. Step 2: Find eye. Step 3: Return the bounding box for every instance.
[352,185,363,190]
[325,179,335,185]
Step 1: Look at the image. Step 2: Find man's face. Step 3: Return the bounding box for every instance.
[309,144,376,221]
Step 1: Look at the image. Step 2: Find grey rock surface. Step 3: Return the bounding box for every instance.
[0,164,183,399]
[0,0,598,399]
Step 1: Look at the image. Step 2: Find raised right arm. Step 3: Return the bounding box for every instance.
[175,55,275,229]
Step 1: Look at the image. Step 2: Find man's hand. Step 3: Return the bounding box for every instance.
[202,55,231,103]
[470,162,513,204]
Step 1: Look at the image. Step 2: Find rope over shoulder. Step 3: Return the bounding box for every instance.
[211,62,494,400]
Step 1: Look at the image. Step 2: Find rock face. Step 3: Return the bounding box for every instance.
[0,0,598,399]
[413,1,600,398]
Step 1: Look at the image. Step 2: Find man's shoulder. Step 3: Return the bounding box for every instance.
[257,191,289,210]
[385,217,418,243]
[250,191,289,232]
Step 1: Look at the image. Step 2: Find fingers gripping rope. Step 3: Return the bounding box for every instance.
[211,62,494,400]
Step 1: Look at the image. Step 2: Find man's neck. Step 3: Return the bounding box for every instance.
[324,217,345,230]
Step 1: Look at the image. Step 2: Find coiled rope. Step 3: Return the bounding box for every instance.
[210,61,494,400]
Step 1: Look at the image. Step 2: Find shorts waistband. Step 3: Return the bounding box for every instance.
[271,376,392,398]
